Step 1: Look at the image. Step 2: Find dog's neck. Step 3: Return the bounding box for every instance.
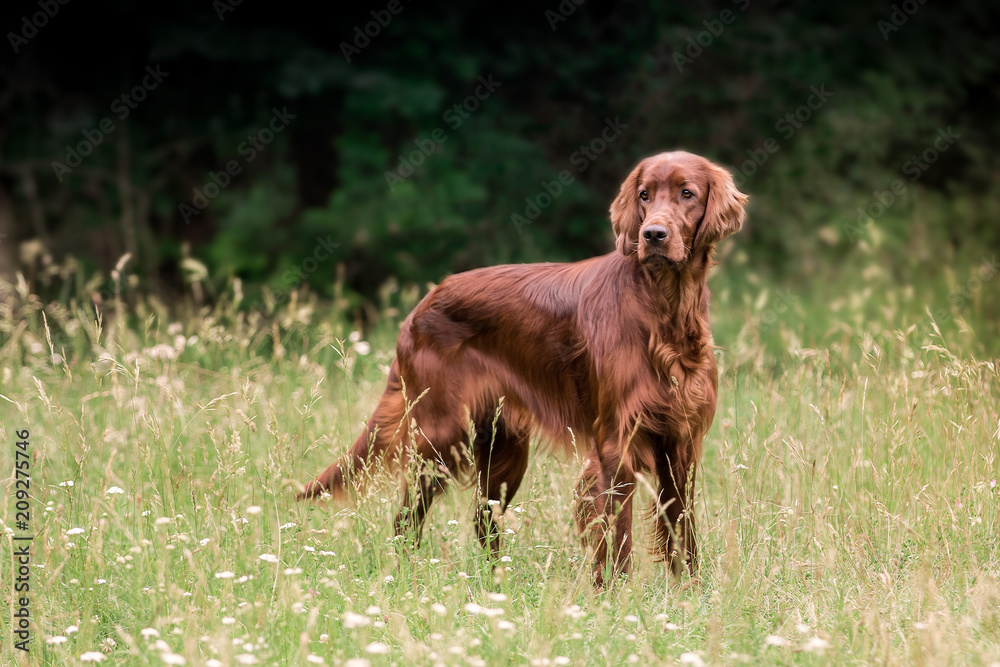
[643,248,714,371]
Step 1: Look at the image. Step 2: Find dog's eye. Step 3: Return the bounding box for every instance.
[639,190,649,201]
[681,189,693,199]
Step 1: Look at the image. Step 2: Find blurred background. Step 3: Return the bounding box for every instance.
[2,0,999,351]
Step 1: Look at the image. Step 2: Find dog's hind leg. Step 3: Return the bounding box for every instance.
[472,413,530,560]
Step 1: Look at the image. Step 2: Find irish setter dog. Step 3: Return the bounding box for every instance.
[298,151,747,586]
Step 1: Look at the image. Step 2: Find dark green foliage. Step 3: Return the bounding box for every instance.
[3,0,999,307]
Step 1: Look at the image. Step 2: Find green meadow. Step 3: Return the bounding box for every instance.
[1,252,998,666]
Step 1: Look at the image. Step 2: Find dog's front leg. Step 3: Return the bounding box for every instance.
[576,445,636,589]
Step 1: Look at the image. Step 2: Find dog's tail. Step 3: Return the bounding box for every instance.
[296,365,409,501]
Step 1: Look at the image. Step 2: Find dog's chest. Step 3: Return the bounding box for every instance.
[648,355,718,440]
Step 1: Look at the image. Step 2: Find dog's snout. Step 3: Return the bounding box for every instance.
[642,224,669,244]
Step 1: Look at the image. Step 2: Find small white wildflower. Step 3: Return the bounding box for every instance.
[161,653,187,665]
[215,571,235,579]
[66,625,79,634]
[486,592,508,602]
[500,556,512,563]
[279,522,296,530]
[199,538,210,546]
[234,655,259,665]
[623,614,639,623]
[221,617,236,626]
[344,659,370,667]
[448,520,460,526]
[80,653,105,663]
[431,603,447,616]
[306,656,325,664]
[303,546,315,552]
[258,554,278,564]
[497,620,515,632]
[106,486,125,495]
[464,603,503,617]
[429,558,440,564]
[354,342,371,356]
[343,612,370,629]
[46,636,68,645]
[764,635,789,647]
[383,575,394,584]
[140,628,160,639]
[487,499,500,506]
[664,622,680,631]
[67,528,85,536]
[365,605,381,616]
[679,653,705,667]
[206,661,223,667]
[802,637,830,653]
[364,642,389,655]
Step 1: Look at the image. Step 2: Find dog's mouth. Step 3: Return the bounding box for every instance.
[640,249,686,271]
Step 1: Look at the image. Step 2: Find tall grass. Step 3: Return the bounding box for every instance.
[1,255,998,666]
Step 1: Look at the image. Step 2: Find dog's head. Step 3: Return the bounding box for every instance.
[610,151,748,269]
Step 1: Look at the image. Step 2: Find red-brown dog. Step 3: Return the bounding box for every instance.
[299,151,747,585]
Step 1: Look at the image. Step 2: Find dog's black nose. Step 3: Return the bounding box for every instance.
[642,224,669,244]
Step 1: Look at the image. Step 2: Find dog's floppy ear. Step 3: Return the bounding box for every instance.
[610,160,645,256]
[694,162,748,250]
